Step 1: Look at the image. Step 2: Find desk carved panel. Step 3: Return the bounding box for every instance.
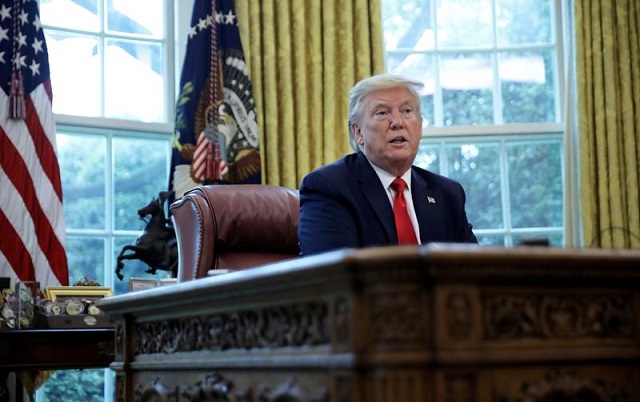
[133,373,328,402]
[135,302,330,355]
[483,292,636,340]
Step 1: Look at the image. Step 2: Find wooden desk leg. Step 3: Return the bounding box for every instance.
[0,371,9,402]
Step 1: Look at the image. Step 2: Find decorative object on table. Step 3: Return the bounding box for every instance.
[0,281,40,330]
[115,192,178,281]
[37,299,63,316]
[129,277,179,292]
[1,282,115,330]
[35,285,115,329]
[16,281,40,329]
[73,276,102,287]
[45,285,113,301]
[1,287,16,329]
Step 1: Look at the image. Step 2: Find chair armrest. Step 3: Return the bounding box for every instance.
[170,192,215,282]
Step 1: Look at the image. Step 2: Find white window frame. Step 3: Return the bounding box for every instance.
[382,0,577,246]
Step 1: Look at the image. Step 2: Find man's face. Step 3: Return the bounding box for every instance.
[352,86,422,176]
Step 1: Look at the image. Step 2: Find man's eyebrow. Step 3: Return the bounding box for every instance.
[369,101,391,110]
[370,100,414,109]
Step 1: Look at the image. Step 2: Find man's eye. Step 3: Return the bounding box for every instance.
[375,110,388,116]
[402,107,414,114]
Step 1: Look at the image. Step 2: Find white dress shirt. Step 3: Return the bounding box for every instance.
[368,162,422,244]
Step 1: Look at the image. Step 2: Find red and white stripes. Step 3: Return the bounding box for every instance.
[0,80,68,287]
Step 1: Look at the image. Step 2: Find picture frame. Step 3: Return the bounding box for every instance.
[159,278,178,287]
[129,277,178,292]
[129,278,160,292]
[45,286,113,303]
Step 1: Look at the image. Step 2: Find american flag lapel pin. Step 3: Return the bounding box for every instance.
[427,196,436,204]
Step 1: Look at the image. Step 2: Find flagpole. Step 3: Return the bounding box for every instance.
[207,0,220,184]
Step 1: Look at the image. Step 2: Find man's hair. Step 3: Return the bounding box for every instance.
[347,73,424,151]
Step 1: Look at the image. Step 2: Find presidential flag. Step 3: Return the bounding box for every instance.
[170,0,261,200]
[0,0,69,287]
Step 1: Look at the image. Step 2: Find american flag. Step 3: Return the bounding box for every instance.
[0,0,69,288]
[170,0,261,200]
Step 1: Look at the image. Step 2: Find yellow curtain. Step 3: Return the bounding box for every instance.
[234,0,385,189]
[575,0,640,249]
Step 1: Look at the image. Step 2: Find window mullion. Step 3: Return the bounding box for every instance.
[105,129,115,287]
[432,1,443,127]
[100,0,107,119]
[499,138,512,246]
[491,0,503,125]
[493,52,503,125]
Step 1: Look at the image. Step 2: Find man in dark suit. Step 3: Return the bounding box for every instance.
[298,74,477,256]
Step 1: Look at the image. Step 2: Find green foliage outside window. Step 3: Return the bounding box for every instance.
[37,369,107,402]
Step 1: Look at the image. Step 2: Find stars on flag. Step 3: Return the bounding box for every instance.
[0,4,10,21]
[0,2,43,81]
[188,9,237,39]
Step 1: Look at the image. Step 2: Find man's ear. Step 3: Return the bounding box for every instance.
[351,124,364,144]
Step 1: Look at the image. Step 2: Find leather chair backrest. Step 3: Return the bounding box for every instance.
[170,184,300,282]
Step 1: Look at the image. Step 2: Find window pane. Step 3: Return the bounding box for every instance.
[105,39,164,122]
[113,137,170,231]
[441,53,494,125]
[495,0,552,46]
[512,232,563,247]
[476,235,506,246]
[381,0,434,51]
[58,134,106,230]
[46,32,101,117]
[386,53,435,125]
[501,50,556,123]
[508,140,563,228]
[107,0,164,38]
[66,237,106,285]
[40,0,100,32]
[113,236,173,295]
[436,0,493,48]
[446,143,502,229]
[38,368,106,402]
[42,0,169,122]
[415,141,440,173]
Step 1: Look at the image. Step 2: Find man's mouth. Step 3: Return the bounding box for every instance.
[389,136,407,144]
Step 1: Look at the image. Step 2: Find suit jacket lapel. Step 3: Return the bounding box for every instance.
[353,153,397,241]
[411,169,442,243]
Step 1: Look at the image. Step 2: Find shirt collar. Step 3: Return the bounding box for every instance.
[367,159,412,191]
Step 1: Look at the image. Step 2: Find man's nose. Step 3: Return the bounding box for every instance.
[389,110,405,129]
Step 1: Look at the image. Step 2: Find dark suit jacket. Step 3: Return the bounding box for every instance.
[298,152,477,256]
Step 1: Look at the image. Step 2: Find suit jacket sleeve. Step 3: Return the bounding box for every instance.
[298,170,362,256]
[412,169,478,245]
[447,180,478,243]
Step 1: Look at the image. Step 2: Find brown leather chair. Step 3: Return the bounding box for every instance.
[169,184,300,282]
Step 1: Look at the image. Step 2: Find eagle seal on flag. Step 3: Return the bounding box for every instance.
[170,0,260,200]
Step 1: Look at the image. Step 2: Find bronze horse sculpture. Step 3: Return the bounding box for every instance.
[115,191,178,281]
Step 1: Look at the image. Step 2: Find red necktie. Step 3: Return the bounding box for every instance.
[390,177,418,245]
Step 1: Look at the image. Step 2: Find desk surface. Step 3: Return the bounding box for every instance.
[0,328,115,371]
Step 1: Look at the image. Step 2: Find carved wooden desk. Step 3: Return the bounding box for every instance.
[98,244,640,402]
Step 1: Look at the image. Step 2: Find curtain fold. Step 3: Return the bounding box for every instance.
[235,0,385,188]
[575,0,640,248]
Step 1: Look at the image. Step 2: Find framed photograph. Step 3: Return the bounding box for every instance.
[159,278,178,287]
[129,278,178,292]
[45,286,113,303]
[129,278,160,292]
